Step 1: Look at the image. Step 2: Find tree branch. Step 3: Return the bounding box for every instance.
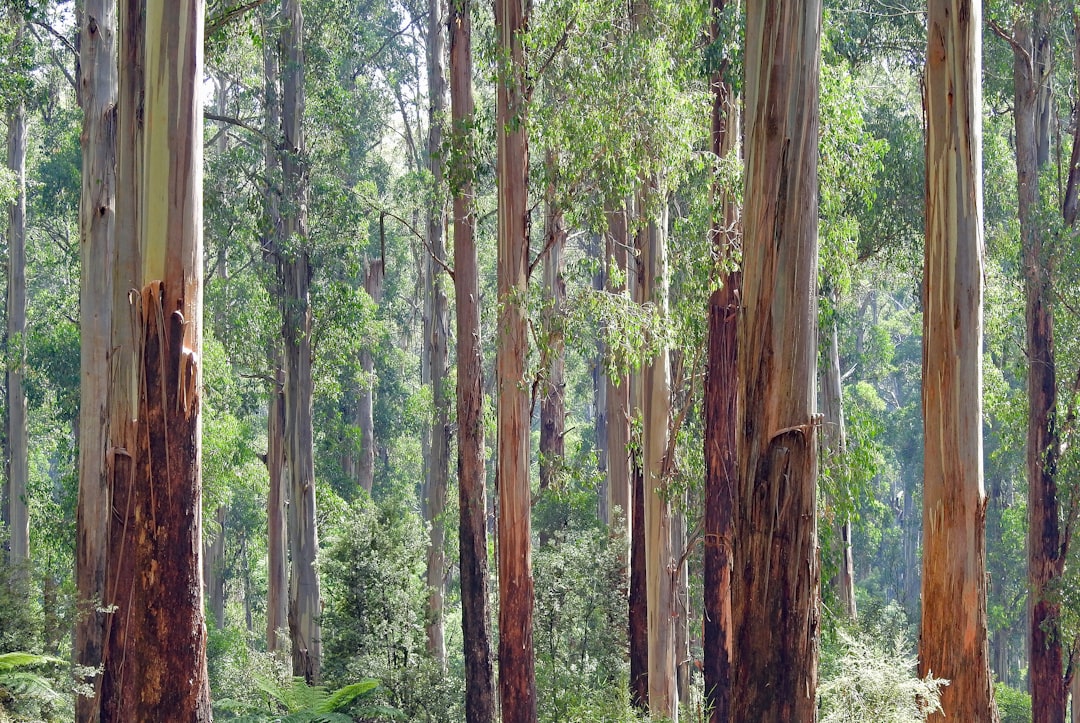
[204,112,271,142]
[207,0,272,36]
[28,24,76,93]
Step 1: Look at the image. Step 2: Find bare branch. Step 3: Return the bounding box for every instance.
[207,0,272,36]
[204,111,271,141]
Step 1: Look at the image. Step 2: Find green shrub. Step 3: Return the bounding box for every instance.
[993,682,1031,723]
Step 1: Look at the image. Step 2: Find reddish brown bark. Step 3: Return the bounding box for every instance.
[703,0,738,718]
[450,3,496,718]
[732,0,822,719]
[494,0,537,718]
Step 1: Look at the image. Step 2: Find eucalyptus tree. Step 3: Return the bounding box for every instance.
[74,0,114,717]
[919,0,997,719]
[733,0,822,719]
[100,0,212,718]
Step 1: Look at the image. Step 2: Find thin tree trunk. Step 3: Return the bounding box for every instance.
[673,502,690,708]
[75,2,116,717]
[539,149,566,499]
[593,243,608,523]
[6,16,28,568]
[494,0,537,716]
[628,391,649,710]
[639,194,676,721]
[267,367,288,651]
[605,201,631,568]
[920,1,997,719]
[1003,10,1067,721]
[208,506,227,629]
[703,0,738,716]
[358,255,384,495]
[101,2,212,718]
[280,0,322,683]
[424,0,450,667]
[449,4,496,718]
[733,1,822,719]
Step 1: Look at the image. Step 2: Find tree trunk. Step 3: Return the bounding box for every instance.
[424,0,450,667]
[101,3,212,719]
[75,2,116,717]
[639,194,677,721]
[605,201,631,568]
[628,393,649,710]
[673,502,690,708]
[1006,11,1066,722]
[494,0,537,717]
[280,0,322,684]
[539,150,566,498]
[733,1,822,719]
[593,245,608,524]
[703,1,738,716]
[821,303,857,620]
[449,4,496,719]
[920,1,997,719]
[6,16,29,568]
[207,505,227,629]
[358,256,384,495]
[266,367,289,652]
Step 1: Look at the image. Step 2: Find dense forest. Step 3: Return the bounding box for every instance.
[0,0,1079,721]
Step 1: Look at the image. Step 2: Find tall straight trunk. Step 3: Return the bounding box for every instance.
[821,305,856,620]
[449,4,496,718]
[733,1,822,719]
[703,0,738,716]
[639,196,676,721]
[628,390,648,710]
[261,9,290,654]
[101,2,211,718]
[673,501,689,708]
[358,256,384,495]
[593,243,608,523]
[280,0,322,683]
[267,366,289,651]
[494,0,537,717]
[1003,10,1066,722]
[76,2,116,718]
[539,150,566,496]
[605,202,631,560]
[208,505,227,629]
[920,1,997,720]
[6,17,28,567]
[424,0,450,666]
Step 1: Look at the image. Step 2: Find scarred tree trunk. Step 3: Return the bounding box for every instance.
[100,2,212,719]
[494,0,537,717]
[5,16,28,568]
[702,0,738,715]
[732,0,822,719]
[75,2,116,717]
[449,3,496,718]
[1003,9,1066,721]
[424,0,450,666]
[280,0,322,683]
[920,1,997,720]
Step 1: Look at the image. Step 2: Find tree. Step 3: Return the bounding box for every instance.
[732,0,822,719]
[422,0,450,667]
[494,0,537,717]
[75,1,116,718]
[100,0,212,718]
[702,0,738,718]
[919,0,997,719]
[279,0,322,683]
[5,9,28,568]
[990,7,1066,720]
[449,2,495,717]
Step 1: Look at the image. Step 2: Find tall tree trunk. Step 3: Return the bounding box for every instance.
[449,4,496,719]
[703,0,738,716]
[673,501,690,708]
[358,255,384,495]
[6,16,28,568]
[494,0,537,717]
[639,194,677,721]
[280,0,322,683]
[207,506,227,629]
[628,388,649,710]
[1003,10,1066,721]
[101,2,212,718]
[539,150,566,498]
[733,1,822,719]
[424,0,450,667]
[821,302,857,620]
[266,366,289,652]
[605,201,631,563]
[76,2,116,717]
[920,1,997,719]
[593,245,608,524]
